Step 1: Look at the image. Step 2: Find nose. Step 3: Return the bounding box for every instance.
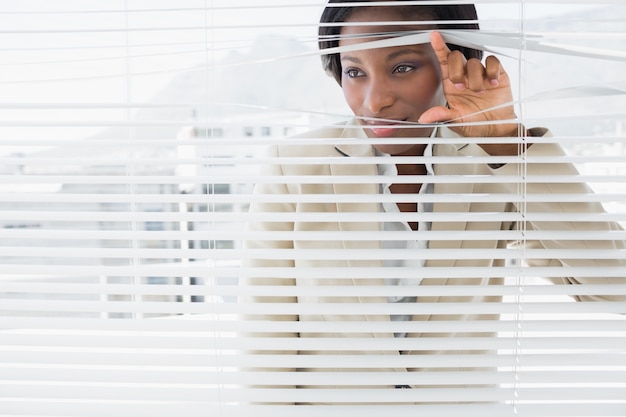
[363,78,395,115]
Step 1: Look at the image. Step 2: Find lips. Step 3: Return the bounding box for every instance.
[363,118,407,138]
[369,125,398,138]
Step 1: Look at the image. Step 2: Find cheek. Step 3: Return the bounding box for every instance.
[408,71,444,107]
[342,83,362,113]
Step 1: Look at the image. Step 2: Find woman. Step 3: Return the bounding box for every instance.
[240,0,625,404]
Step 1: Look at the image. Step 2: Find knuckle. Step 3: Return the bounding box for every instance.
[449,50,466,60]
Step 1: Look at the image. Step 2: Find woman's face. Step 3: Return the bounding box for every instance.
[339,7,445,155]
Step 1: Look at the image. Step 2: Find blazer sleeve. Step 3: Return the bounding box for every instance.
[494,137,626,303]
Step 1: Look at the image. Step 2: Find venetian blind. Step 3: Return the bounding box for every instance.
[1,1,625,416]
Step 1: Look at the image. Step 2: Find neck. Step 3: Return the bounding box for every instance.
[394,161,427,190]
[390,162,426,231]
[396,162,427,177]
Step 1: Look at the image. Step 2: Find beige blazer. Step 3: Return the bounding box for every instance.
[241,122,625,395]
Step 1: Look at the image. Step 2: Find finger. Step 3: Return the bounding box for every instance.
[429,31,451,79]
[447,50,467,88]
[466,58,486,92]
[418,105,456,125]
[485,55,502,87]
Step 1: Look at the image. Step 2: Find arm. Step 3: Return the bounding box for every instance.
[498,141,626,303]
[423,32,625,301]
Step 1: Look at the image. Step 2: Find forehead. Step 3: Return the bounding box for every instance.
[339,6,436,41]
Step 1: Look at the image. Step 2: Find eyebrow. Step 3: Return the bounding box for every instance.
[340,47,426,64]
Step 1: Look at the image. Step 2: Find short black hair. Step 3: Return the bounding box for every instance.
[318,0,483,85]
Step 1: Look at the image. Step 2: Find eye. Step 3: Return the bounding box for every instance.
[344,67,364,78]
[393,64,415,74]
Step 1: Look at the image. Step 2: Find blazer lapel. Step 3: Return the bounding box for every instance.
[426,133,477,268]
[331,126,404,363]
[427,179,474,267]
[416,138,477,344]
[332,125,381,257]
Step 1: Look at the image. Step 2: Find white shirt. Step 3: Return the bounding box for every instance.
[376,139,435,336]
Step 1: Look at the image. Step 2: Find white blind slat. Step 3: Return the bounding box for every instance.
[3,300,625,316]
[3,265,626,278]
[1,316,624,332]
[3,283,626,297]
[3,369,624,386]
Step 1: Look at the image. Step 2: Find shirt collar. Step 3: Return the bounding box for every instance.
[376,127,437,178]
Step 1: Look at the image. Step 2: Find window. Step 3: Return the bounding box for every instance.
[1,1,625,416]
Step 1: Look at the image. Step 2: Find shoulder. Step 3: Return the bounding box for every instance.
[292,123,350,140]
[433,126,558,157]
[254,123,349,164]
[266,122,364,158]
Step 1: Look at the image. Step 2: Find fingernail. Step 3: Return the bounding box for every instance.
[490,79,499,87]
[454,83,466,90]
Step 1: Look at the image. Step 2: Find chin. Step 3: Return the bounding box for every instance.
[373,145,412,155]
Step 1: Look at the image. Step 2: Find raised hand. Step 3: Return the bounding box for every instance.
[419,31,526,155]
